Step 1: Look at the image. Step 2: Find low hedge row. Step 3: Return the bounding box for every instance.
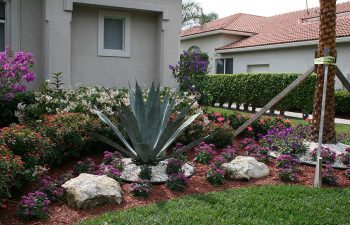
[206,73,350,115]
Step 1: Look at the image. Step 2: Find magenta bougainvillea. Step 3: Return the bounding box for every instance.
[0,47,36,101]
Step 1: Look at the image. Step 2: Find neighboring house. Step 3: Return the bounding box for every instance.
[1,0,181,89]
[181,2,350,89]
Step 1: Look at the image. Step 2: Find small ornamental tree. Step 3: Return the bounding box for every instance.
[0,47,36,101]
[170,48,211,104]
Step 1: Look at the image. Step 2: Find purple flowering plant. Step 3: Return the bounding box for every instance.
[166,173,188,192]
[38,176,64,202]
[220,145,236,162]
[322,163,338,186]
[206,165,225,185]
[276,154,300,182]
[75,158,96,175]
[130,179,152,198]
[260,126,306,155]
[166,158,183,175]
[311,147,337,164]
[95,164,122,182]
[194,142,217,164]
[339,147,350,166]
[244,144,270,163]
[17,191,51,220]
[169,49,211,104]
[239,138,257,149]
[0,47,36,101]
[210,155,227,168]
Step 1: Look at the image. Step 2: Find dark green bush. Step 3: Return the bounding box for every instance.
[206,73,350,115]
[0,92,35,127]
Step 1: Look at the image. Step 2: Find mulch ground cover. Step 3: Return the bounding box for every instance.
[1,138,350,225]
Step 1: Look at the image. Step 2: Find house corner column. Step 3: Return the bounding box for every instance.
[44,0,72,87]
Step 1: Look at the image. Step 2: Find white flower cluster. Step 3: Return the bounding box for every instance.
[16,86,202,121]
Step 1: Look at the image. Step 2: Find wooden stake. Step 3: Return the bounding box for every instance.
[234,66,315,137]
[314,47,330,188]
[336,66,350,93]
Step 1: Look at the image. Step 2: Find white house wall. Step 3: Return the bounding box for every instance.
[181,34,244,74]
[218,43,350,89]
[70,5,158,88]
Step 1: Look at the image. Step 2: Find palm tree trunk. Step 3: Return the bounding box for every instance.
[311,0,337,143]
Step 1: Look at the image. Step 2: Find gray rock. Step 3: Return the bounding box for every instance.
[62,173,123,209]
[222,156,270,180]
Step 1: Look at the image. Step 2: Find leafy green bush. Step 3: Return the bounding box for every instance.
[35,113,108,165]
[0,92,34,127]
[206,73,350,115]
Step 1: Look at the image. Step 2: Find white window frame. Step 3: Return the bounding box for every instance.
[98,10,131,57]
[216,58,233,74]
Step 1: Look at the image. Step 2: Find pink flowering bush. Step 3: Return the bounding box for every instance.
[0,47,36,101]
[210,156,227,168]
[339,148,350,165]
[311,147,337,164]
[130,179,152,198]
[17,191,51,221]
[102,151,124,172]
[194,142,216,164]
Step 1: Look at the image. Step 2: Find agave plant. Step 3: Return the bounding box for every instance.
[94,82,204,165]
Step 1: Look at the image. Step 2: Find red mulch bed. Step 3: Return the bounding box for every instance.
[1,139,350,225]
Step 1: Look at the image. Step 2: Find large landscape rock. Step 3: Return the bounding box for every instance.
[222,156,270,180]
[62,173,123,209]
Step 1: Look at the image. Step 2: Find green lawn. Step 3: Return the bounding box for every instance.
[78,186,350,225]
[206,107,350,143]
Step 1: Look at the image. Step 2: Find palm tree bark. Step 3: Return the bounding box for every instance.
[311,0,337,143]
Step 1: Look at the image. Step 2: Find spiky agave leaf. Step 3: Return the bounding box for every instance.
[95,81,200,164]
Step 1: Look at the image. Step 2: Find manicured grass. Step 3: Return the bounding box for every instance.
[78,186,350,225]
[206,107,350,140]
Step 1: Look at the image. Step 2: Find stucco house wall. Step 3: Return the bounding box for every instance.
[217,42,350,89]
[181,34,244,74]
[3,0,182,89]
[70,5,159,87]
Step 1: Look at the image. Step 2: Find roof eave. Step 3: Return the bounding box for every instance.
[215,36,350,53]
[181,29,254,41]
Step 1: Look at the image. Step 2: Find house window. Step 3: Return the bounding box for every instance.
[0,2,5,52]
[98,11,131,57]
[216,58,233,74]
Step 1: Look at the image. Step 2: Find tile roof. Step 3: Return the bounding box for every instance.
[181,2,350,50]
[181,13,268,37]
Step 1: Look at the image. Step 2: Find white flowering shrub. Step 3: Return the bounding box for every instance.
[16,82,202,123]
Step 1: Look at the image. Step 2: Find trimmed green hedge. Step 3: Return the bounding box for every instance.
[206,73,350,115]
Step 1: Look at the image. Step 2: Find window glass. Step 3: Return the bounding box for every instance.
[216,59,225,74]
[104,18,124,50]
[0,3,4,21]
[0,3,5,52]
[225,58,233,74]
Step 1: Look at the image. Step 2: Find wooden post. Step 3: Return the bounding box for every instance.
[234,66,315,137]
[314,47,331,188]
[336,66,350,93]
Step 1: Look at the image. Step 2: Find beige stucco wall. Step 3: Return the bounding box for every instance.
[181,34,244,73]
[70,5,158,87]
[5,0,182,89]
[218,43,350,89]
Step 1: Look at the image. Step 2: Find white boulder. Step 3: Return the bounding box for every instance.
[222,156,270,180]
[62,173,123,209]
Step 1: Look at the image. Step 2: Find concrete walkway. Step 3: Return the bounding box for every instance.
[215,103,350,125]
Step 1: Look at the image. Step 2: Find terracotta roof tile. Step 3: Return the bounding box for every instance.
[217,2,350,50]
[181,2,350,50]
[181,13,267,37]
